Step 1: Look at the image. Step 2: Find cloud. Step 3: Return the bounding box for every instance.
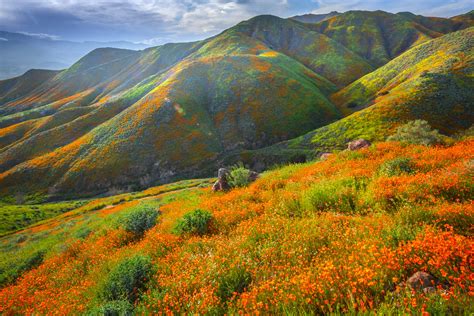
[17,31,60,40]
[0,0,471,43]
[0,37,8,41]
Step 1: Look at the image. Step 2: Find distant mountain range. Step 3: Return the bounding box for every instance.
[0,10,472,199]
[0,31,149,80]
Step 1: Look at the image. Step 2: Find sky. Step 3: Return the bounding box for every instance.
[0,0,472,45]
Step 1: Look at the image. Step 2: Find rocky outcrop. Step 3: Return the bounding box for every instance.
[212,168,230,192]
[212,167,260,192]
[347,139,371,151]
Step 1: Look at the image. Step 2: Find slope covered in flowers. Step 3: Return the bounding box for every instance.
[1,139,472,314]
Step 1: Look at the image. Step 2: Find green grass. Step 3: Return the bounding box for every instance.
[0,200,87,236]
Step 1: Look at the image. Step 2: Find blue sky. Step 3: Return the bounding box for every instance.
[0,0,472,44]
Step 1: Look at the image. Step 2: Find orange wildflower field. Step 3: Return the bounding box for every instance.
[0,140,473,314]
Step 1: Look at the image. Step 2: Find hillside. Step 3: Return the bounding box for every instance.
[0,139,472,314]
[312,10,473,66]
[248,26,473,160]
[0,11,472,199]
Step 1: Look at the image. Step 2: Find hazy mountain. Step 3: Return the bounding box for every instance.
[0,31,149,80]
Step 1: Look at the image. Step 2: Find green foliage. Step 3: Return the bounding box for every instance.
[0,200,87,236]
[378,157,415,177]
[87,300,133,316]
[0,250,45,286]
[387,120,444,145]
[98,255,153,303]
[172,209,214,236]
[228,163,251,188]
[217,267,252,302]
[121,204,159,237]
[301,177,368,214]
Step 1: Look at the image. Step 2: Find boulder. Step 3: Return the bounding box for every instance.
[212,168,230,192]
[347,139,371,151]
[406,271,437,291]
[249,171,259,182]
[212,167,260,192]
[320,152,333,160]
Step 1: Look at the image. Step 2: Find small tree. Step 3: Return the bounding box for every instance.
[387,120,443,146]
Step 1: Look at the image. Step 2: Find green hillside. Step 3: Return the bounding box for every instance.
[313,10,472,67]
[257,27,473,157]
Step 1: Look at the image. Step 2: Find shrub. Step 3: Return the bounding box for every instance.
[122,205,159,237]
[378,157,415,177]
[301,178,367,214]
[217,267,252,302]
[227,163,251,188]
[87,300,133,316]
[98,255,153,303]
[387,120,444,145]
[172,209,214,236]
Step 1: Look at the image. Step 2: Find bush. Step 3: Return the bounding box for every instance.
[172,209,214,236]
[217,267,252,302]
[88,300,133,316]
[98,255,153,303]
[378,157,415,177]
[387,120,444,145]
[301,178,367,214]
[122,205,159,237]
[227,163,251,188]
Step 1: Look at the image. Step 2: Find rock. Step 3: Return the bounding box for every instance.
[320,152,333,160]
[212,168,230,192]
[347,139,371,151]
[407,271,437,291]
[422,286,436,295]
[249,171,259,182]
[212,167,259,192]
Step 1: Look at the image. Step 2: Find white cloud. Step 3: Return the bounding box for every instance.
[0,37,8,41]
[18,31,60,40]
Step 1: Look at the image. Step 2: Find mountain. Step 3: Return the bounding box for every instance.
[312,10,473,66]
[290,11,340,23]
[0,31,149,80]
[0,10,472,199]
[251,27,473,160]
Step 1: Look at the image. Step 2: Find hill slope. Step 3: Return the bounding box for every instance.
[0,139,472,314]
[252,27,473,158]
[313,10,473,66]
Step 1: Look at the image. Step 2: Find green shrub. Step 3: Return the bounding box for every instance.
[387,120,444,145]
[172,209,214,236]
[122,205,159,237]
[88,300,133,316]
[378,157,415,177]
[217,267,252,302]
[301,178,367,214]
[227,163,251,188]
[98,255,153,303]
